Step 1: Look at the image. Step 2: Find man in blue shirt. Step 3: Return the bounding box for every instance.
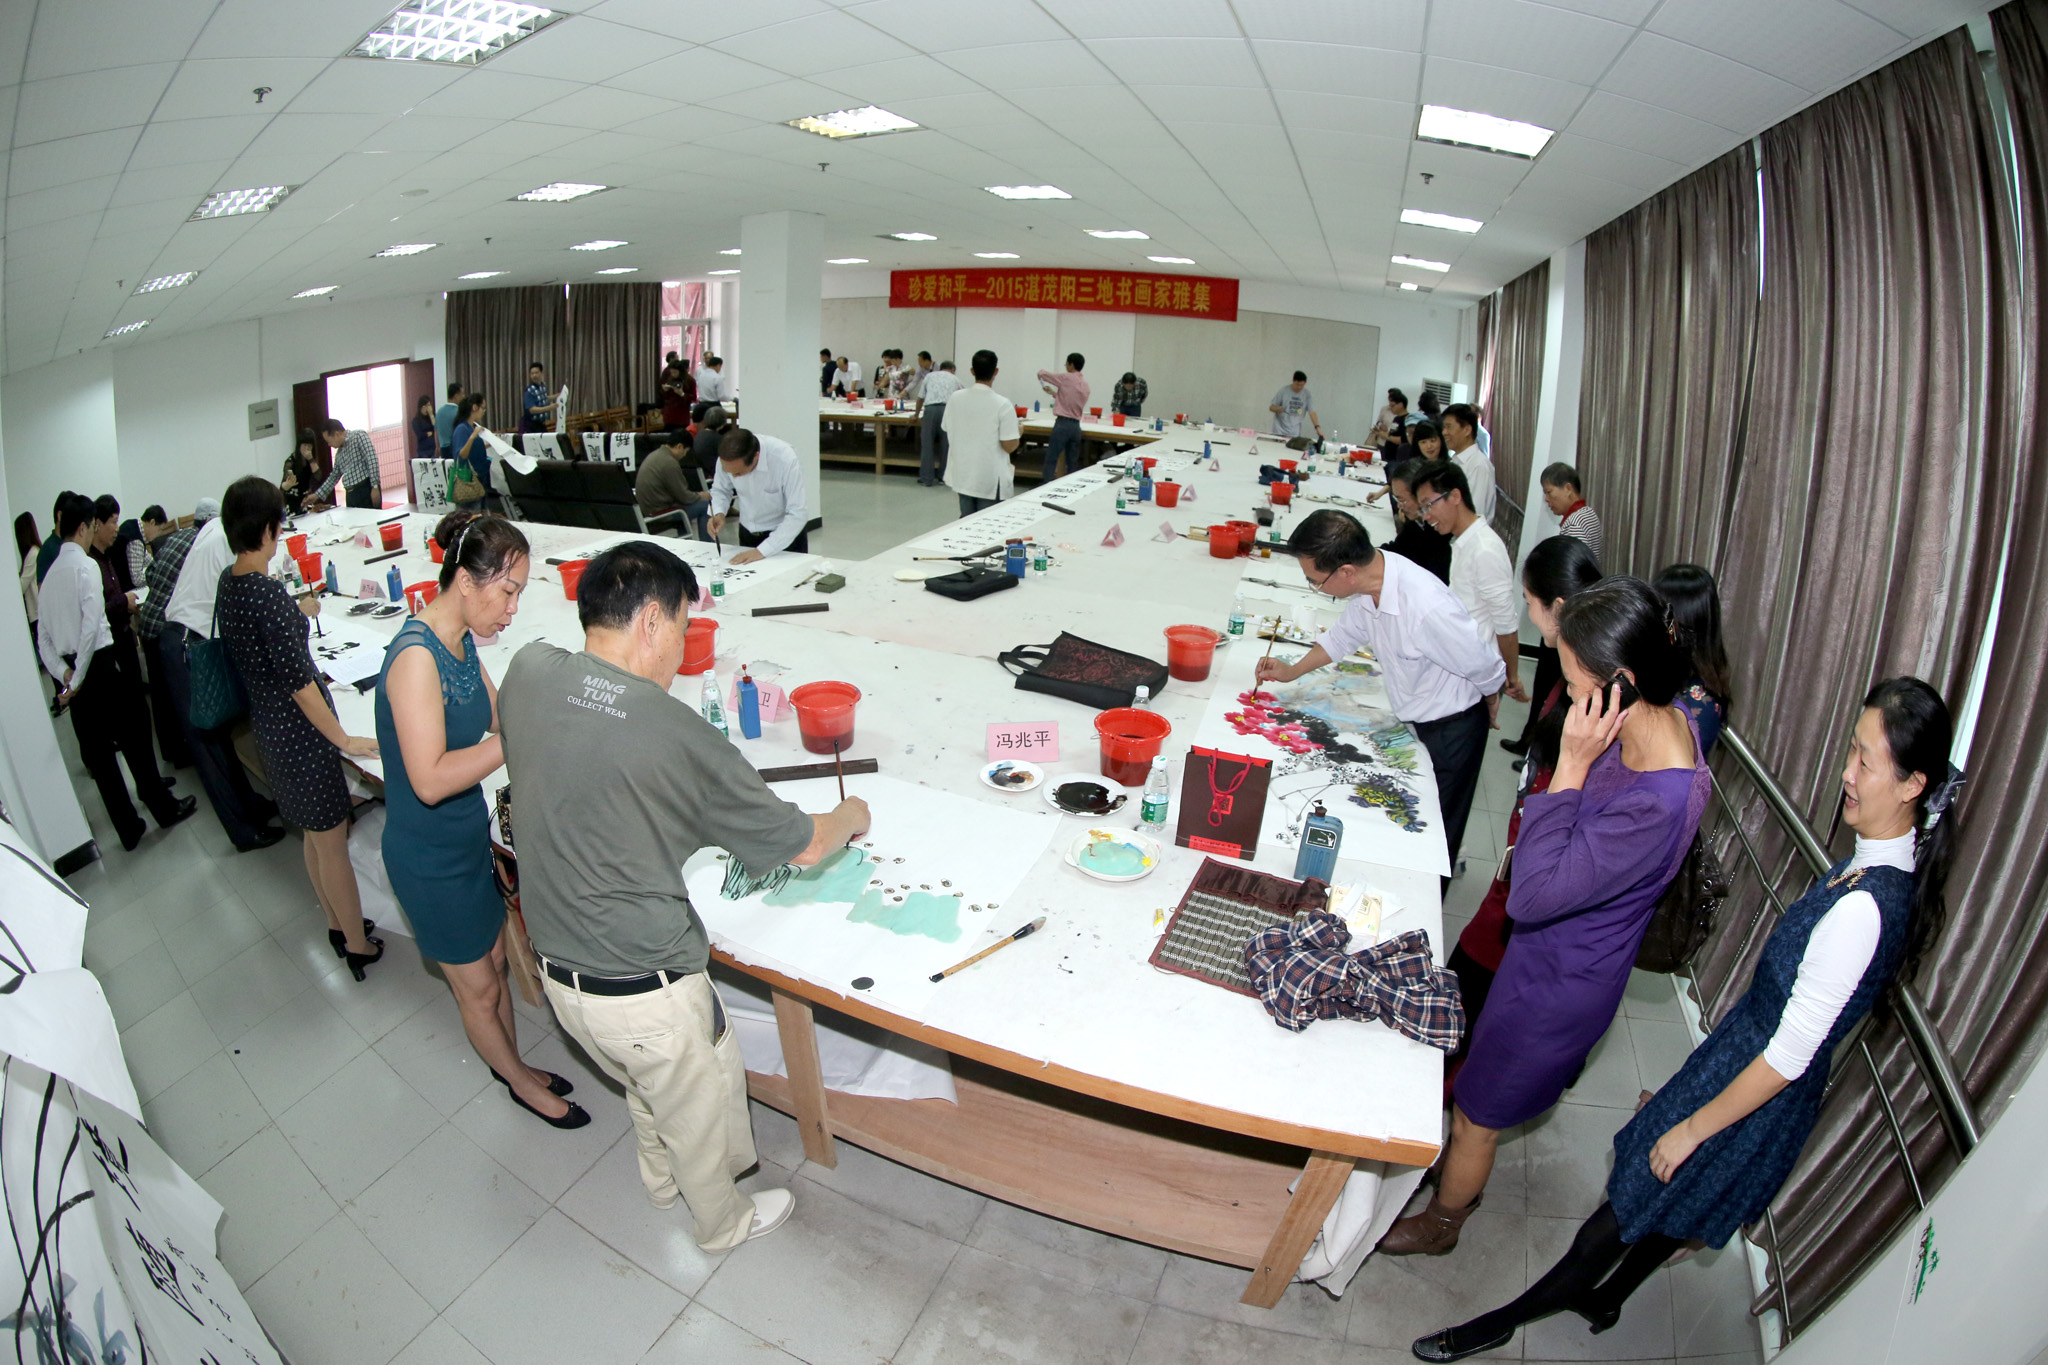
[436,380,463,458]
[522,361,551,434]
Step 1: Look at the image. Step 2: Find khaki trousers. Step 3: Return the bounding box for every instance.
[542,967,757,1250]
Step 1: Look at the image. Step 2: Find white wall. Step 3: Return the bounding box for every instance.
[954,307,1061,410]
[1054,311,1136,399]
[2,349,118,535]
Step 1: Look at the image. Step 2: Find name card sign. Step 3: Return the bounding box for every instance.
[1237,428,1256,438]
[988,722,1059,761]
[357,577,386,600]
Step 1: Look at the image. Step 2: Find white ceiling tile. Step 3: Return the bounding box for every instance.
[16,66,177,146]
[710,12,917,76]
[1037,0,1241,38]
[155,59,331,123]
[95,197,196,243]
[188,0,394,60]
[415,71,588,122]
[1252,42,1423,97]
[1274,91,1420,139]
[1535,0,1662,21]
[584,0,833,44]
[287,60,463,116]
[444,120,592,164]
[1648,0,1907,92]
[108,162,234,209]
[522,86,684,131]
[879,91,1031,129]
[1530,132,1688,193]
[487,18,691,81]
[605,47,784,102]
[1002,85,1154,126]
[841,0,1070,48]
[1836,0,1984,38]
[25,5,212,80]
[615,107,758,144]
[1234,0,1429,48]
[1599,33,1808,132]
[1289,129,1411,167]
[1130,86,1279,126]
[361,115,504,154]
[1567,91,1741,165]
[813,55,981,104]
[8,128,141,196]
[939,41,1119,89]
[695,77,853,122]
[1410,138,1537,189]
[1420,58,1591,131]
[1085,38,1263,86]
[233,112,388,169]
[4,178,115,233]
[127,114,271,172]
[1426,0,1637,85]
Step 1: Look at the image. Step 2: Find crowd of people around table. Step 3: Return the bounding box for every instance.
[16,360,1963,1351]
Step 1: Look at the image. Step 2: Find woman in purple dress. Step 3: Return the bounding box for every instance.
[1381,577,1709,1256]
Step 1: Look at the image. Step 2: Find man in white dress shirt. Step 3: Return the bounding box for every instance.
[1439,404,1495,521]
[941,350,1020,517]
[1255,509,1504,880]
[915,359,962,488]
[694,355,730,404]
[39,493,195,850]
[1416,460,1527,711]
[708,428,808,562]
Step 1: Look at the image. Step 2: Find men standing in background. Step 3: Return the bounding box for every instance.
[696,354,729,404]
[35,490,71,585]
[310,418,382,509]
[1539,463,1603,562]
[1414,461,1525,714]
[1270,371,1323,443]
[915,360,961,488]
[708,428,809,562]
[1112,372,1147,417]
[522,361,552,434]
[1438,404,1496,521]
[819,348,838,397]
[437,382,464,459]
[1037,352,1089,482]
[943,350,1020,516]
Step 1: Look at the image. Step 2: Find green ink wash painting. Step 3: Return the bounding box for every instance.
[847,891,963,942]
[763,847,874,905]
[761,848,964,942]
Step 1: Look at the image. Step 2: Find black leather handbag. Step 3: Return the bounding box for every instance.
[185,597,248,731]
[922,566,1018,601]
[1635,832,1731,973]
[998,632,1170,711]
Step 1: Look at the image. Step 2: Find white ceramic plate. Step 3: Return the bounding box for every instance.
[1064,827,1163,882]
[979,759,1045,793]
[1042,775,1130,816]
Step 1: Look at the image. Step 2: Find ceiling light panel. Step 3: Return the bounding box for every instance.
[104,321,149,339]
[292,286,340,297]
[594,267,638,274]
[1147,256,1195,264]
[375,243,439,257]
[352,1,563,66]
[1085,229,1149,240]
[1391,254,1452,272]
[1400,209,1484,233]
[719,248,741,255]
[570,239,627,251]
[457,271,504,279]
[887,232,937,241]
[1415,104,1555,160]
[985,185,1070,200]
[708,269,739,275]
[974,252,1021,259]
[515,181,607,202]
[135,272,197,293]
[827,258,869,265]
[787,105,920,139]
[190,185,294,220]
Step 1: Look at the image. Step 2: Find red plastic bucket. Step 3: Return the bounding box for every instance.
[790,681,861,755]
[294,553,322,584]
[286,533,308,559]
[1227,520,1258,557]
[1138,456,1158,473]
[1279,458,1298,472]
[1014,405,1027,418]
[404,581,438,614]
[560,559,590,600]
[429,538,444,564]
[1111,412,1126,427]
[679,618,718,675]
[1090,406,1103,418]
[1155,482,1181,508]
[1164,625,1223,683]
[1207,524,1239,559]
[380,523,403,550]
[1270,482,1294,506]
[1095,707,1172,786]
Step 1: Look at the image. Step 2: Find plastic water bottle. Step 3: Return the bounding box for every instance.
[1228,590,1247,637]
[701,676,729,738]
[1131,685,1151,711]
[737,670,762,739]
[1141,756,1171,832]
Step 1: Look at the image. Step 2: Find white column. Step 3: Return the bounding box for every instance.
[1516,240,1587,642]
[737,212,824,527]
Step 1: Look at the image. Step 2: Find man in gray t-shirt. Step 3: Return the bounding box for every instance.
[1269,370,1322,441]
[499,540,868,1252]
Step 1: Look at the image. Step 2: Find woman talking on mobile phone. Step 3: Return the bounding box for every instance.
[1380,576,1710,1257]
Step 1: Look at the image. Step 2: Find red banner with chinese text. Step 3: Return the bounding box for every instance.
[889,268,1239,322]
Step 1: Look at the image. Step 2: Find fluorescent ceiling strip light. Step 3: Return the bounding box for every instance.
[827,258,869,265]
[594,267,638,274]
[190,185,294,220]
[708,269,739,275]
[1400,208,1483,234]
[570,239,627,251]
[105,321,149,338]
[1415,104,1554,159]
[985,185,1069,200]
[974,252,1020,259]
[887,232,937,241]
[515,181,607,202]
[352,0,561,66]
[719,248,741,255]
[1397,282,1420,291]
[375,242,438,256]
[291,285,339,298]
[135,272,197,293]
[1084,229,1149,239]
[1147,256,1195,265]
[787,105,919,139]
[1391,254,1451,272]
[457,271,504,279]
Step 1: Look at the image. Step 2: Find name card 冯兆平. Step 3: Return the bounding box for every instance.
[988,722,1059,762]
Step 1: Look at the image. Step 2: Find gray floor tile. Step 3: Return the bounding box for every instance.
[374,993,498,1118]
[895,1244,1149,1365]
[1152,1249,1351,1340]
[99,937,187,1029]
[229,987,371,1117]
[142,1049,267,1178]
[1521,1103,1630,1219]
[1127,1307,1347,1365]
[187,936,316,1046]
[1620,970,1686,1022]
[555,1129,726,1296]
[641,1302,805,1364]
[346,1124,548,1311]
[1521,1214,1676,1361]
[310,932,455,1045]
[796,1137,988,1243]
[445,1210,686,1365]
[447,1031,628,1201]
[388,1319,493,1365]
[1564,1022,1649,1111]
[1628,1017,1697,1095]
[966,1198,1170,1300]
[1670,1242,1766,1359]
[1345,1208,1527,1358]
[82,897,162,973]
[245,1211,436,1365]
[163,889,270,982]
[120,990,221,1102]
[277,1049,444,1201]
[200,1124,340,1284]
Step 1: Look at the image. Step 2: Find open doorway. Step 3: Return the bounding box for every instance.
[291,357,435,508]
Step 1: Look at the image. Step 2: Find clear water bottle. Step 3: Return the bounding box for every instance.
[701,676,729,738]
[1131,684,1151,711]
[1141,755,1171,832]
[1228,590,1247,637]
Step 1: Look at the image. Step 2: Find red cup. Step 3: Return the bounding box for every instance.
[1175,413,1187,423]
[679,617,719,675]
[1094,707,1172,786]
[1155,481,1181,508]
[883,398,894,410]
[429,538,444,564]
[294,553,322,583]
[1207,525,1239,559]
[380,523,403,550]
[1015,405,1028,418]
[1111,412,1126,427]
[286,533,308,559]
[1164,625,1223,683]
[1270,482,1294,506]
[1090,406,1103,418]
[1279,458,1298,471]
[1138,456,1158,473]
[404,580,438,614]
[790,680,862,754]
[1227,520,1258,557]
[560,559,590,600]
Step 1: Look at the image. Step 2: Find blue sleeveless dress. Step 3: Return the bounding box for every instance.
[1608,857,1912,1247]
[374,619,504,965]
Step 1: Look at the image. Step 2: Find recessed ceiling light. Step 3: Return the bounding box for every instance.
[375,242,438,257]
[786,105,919,139]
[1400,209,1484,234]
[189,185,294,220]
[594,267,639,274]
[135,272,197,293]
[708,269,740,275]
[515,181,608,202]
[1416,104,1555,160]
[569,239,627,251]
[827,258,869,265]
[974,252,1021,259]
[351,0,563,66]
[457,271,504,280]
[985,185,1070,200]
[1391,255,1451,272]
[104,321,149,339]
[718,248,741,256]
[1146,256,1195,265]
[886,232,938,242]
[291,285,339,298]
[1084,229,1149,240]
[1398,282,1420,291]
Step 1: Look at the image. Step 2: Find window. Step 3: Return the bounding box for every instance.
[660,281,712,370]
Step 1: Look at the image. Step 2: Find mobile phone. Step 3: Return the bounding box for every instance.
[1607,671,1641,711]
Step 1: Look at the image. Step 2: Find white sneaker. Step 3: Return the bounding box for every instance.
[746,1187,794,1240]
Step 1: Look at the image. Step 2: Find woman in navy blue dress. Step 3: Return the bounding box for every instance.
[376,510,587,1130]
[1413,677,1959,1361]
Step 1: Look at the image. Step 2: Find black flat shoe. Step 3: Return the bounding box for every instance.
[1498,736,1530,757]
[329,920,379,958]
[507,1087,590,1129]
[491,1067,573,1098]
[344,939,385,982]
[1412,1327,1513,1362]
[157,795,199,829]
[1572,1298,1622,1334]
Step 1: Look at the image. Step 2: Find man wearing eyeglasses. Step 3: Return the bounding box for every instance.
[1255,509,1503,884]
[1414,460,1527,710]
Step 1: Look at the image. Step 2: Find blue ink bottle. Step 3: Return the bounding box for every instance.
[737,669,762,739]
[1294,802,1342,883]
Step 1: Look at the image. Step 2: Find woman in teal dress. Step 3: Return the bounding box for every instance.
[376,510,587,1130]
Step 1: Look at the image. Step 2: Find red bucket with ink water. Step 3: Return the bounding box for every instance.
[790,681,862,754]
[1227,520,1258,557]
[1154,481,1181,508]
[380,523,404,551]
[679,618,718,675]
[1095,708,1172,786]
[1270,482,1294,507]
[1090,406,1103,418]
[294,553,322,584]
[286,533,309,560]
[1278,458,1298,472]
[1111,412,1126,427]
[404,581,438,614]
[1207,524,1240,559]
[1164,625,1224,683]
[429,538,444,564]
[560,559,590,601]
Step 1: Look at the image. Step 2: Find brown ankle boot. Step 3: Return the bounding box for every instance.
[1378,1193,1481,1255]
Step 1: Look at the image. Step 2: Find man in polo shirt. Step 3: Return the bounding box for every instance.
[1415,460,1527,716]
[707,427,808,562]
[522,361,552,434]
[498,540,869,1250]
[437,381,464,459]
[915,359,961,488]
[942,350,1020,516]
[1270,371,1323,442]
[1036,352,1090,482]
[1439,404,1496,520]
[697,354,730,404]
[1257,509,1504,881]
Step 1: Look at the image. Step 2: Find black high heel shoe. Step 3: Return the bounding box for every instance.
[343,939,385,982]
[329,919,379,958]
[490,1067,573,1098]
[506,1086,590,1129]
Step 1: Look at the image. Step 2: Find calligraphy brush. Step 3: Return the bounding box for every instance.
[929,916,1046,982]
[833,741,846,801]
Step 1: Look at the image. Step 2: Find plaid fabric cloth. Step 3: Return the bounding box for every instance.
[136,524,198,639]
[1244,910,1466,1052]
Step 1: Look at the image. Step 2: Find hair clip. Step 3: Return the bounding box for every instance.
[1926,762,1966,823]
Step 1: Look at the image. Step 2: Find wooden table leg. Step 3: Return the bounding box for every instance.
[873,419,885,473]
[770,986,837,1167]
[1240,1149,1355,1307]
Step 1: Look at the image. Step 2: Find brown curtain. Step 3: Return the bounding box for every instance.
[444,286,567,431]
[566,281,662,413]
[1486,258,1548,539]
[1576,144,1760,579]
[1472,292,1498,418]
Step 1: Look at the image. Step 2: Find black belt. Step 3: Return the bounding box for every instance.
[538,957,682,996]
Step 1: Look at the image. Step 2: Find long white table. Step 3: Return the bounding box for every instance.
[818,396,1165,474]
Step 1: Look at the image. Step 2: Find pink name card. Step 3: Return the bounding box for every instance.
[1237,427,1256,437]
[988,722,1059,761]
